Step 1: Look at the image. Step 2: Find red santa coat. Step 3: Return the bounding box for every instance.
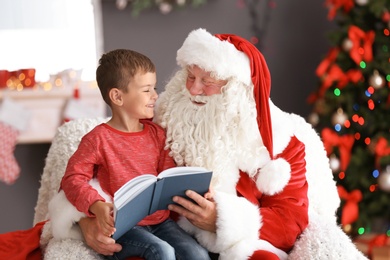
[238,135,308,252]
[174,101,309,260]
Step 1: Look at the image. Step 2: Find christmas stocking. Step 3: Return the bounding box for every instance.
[0,98,31,185]
[0,122,20,184]
[63,88,102,122]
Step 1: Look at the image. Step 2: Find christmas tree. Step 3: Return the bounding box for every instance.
[307,0,390,237]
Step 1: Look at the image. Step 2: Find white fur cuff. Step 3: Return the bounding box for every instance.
[181,192,262,254]
[48,190,85,240]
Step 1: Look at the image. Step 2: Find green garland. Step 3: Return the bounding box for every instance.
[123,0,208,16]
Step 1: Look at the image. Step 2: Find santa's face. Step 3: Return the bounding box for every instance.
[154,68,264,192]
[185,65,228,100]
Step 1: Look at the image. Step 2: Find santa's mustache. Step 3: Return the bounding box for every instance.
[190,95,208,104]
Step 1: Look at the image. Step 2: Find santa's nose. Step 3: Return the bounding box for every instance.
[188,81,205,95]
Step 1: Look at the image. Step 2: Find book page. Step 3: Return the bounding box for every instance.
[158,166,209,178]
[114,174,154,199]
[114,174,156,210]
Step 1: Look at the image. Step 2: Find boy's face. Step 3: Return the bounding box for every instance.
[122,71,157,120]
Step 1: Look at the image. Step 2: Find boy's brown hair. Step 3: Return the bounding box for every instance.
[96,49,156,106]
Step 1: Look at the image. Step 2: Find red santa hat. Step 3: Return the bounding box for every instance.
[177,28,291,195]
[177,28,273,158]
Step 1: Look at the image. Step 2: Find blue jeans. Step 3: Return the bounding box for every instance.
[106,219,210,260]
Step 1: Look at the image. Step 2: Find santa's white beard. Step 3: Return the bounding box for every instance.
[155,70,269,193]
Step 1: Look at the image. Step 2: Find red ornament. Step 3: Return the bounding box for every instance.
[382,10,390,23]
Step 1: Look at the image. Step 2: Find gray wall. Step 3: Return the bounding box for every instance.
[0,0,333,233]
[101,0,334,116]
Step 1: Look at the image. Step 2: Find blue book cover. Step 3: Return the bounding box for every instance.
[112,183,155,240]
[149,171,212,213]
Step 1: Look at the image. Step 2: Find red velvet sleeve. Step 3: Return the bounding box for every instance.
[237,136,309,252]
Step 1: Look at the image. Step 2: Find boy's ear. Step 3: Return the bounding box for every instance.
[109,88,123,106]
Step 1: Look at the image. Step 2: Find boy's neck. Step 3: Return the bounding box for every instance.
[106,116,144,133]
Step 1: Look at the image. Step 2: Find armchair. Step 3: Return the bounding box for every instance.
[33,118,367,259]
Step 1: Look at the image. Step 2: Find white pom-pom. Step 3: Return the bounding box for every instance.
[256,158,291,195]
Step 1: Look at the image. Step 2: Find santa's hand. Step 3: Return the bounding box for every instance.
[168,190,217,232]
[78,217,122,256]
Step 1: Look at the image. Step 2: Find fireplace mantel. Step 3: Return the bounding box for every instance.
[0,83,107,144]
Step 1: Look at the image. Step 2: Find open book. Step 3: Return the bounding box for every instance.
[112,166,212,240]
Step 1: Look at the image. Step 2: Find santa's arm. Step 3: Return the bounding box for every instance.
[254,136,309,251]
[178,136,308,259]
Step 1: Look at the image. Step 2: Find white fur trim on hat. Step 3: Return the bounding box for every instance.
[177,28,252,86]
[256,158,291,195]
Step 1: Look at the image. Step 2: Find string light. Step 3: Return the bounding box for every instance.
[334,88,341,96]
[344,224,352,233]
[372,169,379,178]
[368,99,375,110]
[339,171,345,179]
[369,184,376,192]
[359,61,366,69]
[344,120,351,128]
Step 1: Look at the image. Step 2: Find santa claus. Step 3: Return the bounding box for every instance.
[153,28,365,260]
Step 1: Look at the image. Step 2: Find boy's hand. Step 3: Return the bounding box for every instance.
[89,201,116,237]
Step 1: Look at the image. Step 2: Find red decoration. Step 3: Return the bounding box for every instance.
[306,92,319,104]
[16,69,36,88]
[316,47,339,77]
[0,70,10,88]
[337,186,362,225]
[348,25,375,64]
[325,0,354,20]
[0,69,36,89]
[319,64,363,96]
[375,137,390,167]
[322,128,355,171]
[355,233,390,259]
[382,10,390,23]
[368,234,389,257]
[315,47,363,96]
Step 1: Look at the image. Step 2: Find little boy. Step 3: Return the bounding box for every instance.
[57,49,210,260]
